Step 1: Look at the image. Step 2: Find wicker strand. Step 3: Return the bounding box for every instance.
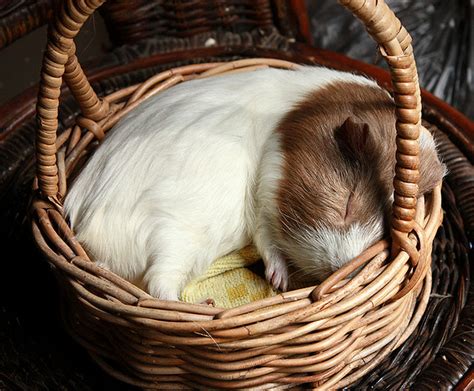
[36,0,106,198]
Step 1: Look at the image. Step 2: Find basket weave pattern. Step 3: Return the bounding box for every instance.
[31,0,443,389]
[99,0,299,46]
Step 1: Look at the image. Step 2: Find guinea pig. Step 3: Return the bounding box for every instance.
[64,66,446,301]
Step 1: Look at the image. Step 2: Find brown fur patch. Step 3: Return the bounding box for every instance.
[275,81,444,236]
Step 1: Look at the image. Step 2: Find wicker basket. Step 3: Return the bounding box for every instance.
[31,0,444,389]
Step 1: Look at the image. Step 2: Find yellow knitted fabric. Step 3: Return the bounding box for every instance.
[180,246,278,308]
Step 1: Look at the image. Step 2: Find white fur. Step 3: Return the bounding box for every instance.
[420,126,437,151]
[254,132,289,290]
[64,66,378,300]
[281,218,385,279]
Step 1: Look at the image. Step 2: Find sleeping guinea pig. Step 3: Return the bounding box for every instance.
[64,66,446,301]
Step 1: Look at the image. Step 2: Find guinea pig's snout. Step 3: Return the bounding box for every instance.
[324,229,365,271]
[314,218,384,275]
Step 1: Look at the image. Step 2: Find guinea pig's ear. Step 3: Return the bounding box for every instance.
[335,117,372,159]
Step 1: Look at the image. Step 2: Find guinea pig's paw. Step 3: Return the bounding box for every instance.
[199,298,215,306]
[146,275,181,302]
[151,288,180,302]
[264,254,289,292]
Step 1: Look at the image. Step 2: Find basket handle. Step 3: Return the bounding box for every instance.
[35,0,422,253]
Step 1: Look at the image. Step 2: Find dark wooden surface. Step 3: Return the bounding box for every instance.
[0,0,55,49]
